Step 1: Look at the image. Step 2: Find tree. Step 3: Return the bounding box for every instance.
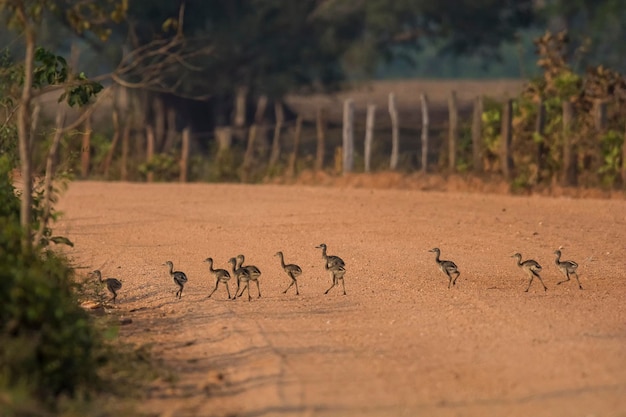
[0,0,125,250]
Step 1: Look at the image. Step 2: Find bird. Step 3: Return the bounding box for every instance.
[429,248,461,288]
[163,261,188,299]
[315,243,345,269]
[323,261,347,295]
[204,257,232,299]
[275,251,303,295]
[554,249,582,290]
[511,253,547,292]
[236,254,262,299]
[92,270,122,303]
[228,257,252,301]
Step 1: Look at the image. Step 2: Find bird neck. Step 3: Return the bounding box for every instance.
[321,246,328,260]
[278,253,286,268]
[237,255,245,268]
[207,259,215,273]
[434,252,441,263]
[168,263,174,275]
[554,252,561,264]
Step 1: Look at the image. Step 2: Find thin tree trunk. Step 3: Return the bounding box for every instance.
[472,96,484,173]
[241,125,257,182]
[80,112,92,178]
[389,93,399,170]
[287,115,303,178]
[34,104,67,245]
[153,96,165,151]
[103,107,121,178]
[622,126,626,187]
[17,12,35,249]
[343,99,354,174]
[179,127,190,182]
[448,91,458,171]
[501,99,514,179]
[420,93,429,173]
[315,107,326,171]
[269,101,284,168]
[163,106,177,151]
[121,120,131,181]
[146,125,155,182]
[364,104,376,173]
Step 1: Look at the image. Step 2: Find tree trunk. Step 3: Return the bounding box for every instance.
[17,19,35,249]
[342,99,355,174]
[420,93,429,173]
[34,104,67,245]
[287,115,303,178]
[80,112,92,178]
[269,101,284,169]
[179,127,190,182]
[536,99,547,183]
[121,120,131,181]
[315,107,326,172]
[146,125,155,182]
[153,96,166,151]
[501,99,514,179]
[103,107,121,178]
[562,101,577,186]
[364,104,376,173]
[448,91,458,171]
[472,96,484,173]
[389,93,399,170]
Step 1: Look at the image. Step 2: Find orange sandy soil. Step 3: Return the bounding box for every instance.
[55,179,626,417]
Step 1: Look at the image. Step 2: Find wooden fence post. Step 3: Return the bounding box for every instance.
[501,99,514,179]
[146,125,155,182]
[242,96,267,181]
[315,107,326,171]
[364,104,376,173]
[448,91,458,171]
[536,98,547,182]
[472,96,484,173]
[179,127,190,182]
[420,93,429,173]
[562,101,577,186]
[287,115,303,178]
[389,93,399,170]
[343,98,354,174]
[269,101,284,168]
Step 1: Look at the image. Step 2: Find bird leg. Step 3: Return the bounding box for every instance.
[208,280,220,298]
[535,271,548,291]
[447,273,453,289]
[524,273,534,292]
[282,280,295,294]
[340,277,346,295]
[225,282,232,299]
[452,271,461,286]
[254,279,261,298]
[556,275,571,286]
[572,272,583,290]
[324,276,337,294]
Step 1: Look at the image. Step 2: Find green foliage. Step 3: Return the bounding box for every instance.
[598,130,624,185]
[0,159,98,402]
[138,152,179,182]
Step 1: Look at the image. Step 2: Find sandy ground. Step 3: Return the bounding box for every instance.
[55,181,626,417]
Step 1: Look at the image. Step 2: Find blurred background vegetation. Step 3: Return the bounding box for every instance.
[0,1,624,414]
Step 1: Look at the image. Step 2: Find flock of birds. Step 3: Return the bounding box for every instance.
[92,244,582,304]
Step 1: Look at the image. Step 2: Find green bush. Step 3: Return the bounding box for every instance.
[0,157,101,405]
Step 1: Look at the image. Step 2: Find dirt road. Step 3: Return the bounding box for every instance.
[56,182,626,417]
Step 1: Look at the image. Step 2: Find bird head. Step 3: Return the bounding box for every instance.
[511,253,522,259]
[274,251,283,257]
[429,248,440,254]
[204,257,213,263]
[315,244,327,249]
